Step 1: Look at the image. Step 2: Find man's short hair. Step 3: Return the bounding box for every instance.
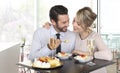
[49,5,68,23]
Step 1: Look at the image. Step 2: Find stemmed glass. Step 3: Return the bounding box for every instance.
[48,36,56,58]
[87,39,94,58]
[87,39,96,66]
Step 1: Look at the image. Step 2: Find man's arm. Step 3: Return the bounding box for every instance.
[28,28,51,61]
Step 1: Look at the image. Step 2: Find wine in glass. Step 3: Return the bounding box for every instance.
[87,39,94,59]
[87,39,96,66]
[49,37,56,57]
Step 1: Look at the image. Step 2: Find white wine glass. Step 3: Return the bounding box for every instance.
[87,39,96,66]
[87,39,95,59]
[48,36,56,58]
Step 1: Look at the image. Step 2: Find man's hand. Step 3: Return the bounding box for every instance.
[48,39,61,50]
[55,39,61,49]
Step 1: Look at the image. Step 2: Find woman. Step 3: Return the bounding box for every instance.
[72,7,113,73]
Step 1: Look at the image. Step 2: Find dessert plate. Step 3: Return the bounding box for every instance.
[74,55,93,63]
[55,52,72,59]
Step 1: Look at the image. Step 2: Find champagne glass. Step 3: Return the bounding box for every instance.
[87,39,96,66]
[48,37,56,58]
[87,39,94,59]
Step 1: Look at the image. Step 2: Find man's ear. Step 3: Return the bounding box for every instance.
[51,20,56,26]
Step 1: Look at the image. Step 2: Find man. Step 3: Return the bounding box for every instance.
[29,5,76,61]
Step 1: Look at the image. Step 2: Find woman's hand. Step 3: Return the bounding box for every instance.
[72,50,90,56]
[43,22,51,29]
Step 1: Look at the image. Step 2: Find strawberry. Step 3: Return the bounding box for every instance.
[61,52,65,55]
[79,54,86,58]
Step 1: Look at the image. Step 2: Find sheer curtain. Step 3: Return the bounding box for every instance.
[0,0,35,45]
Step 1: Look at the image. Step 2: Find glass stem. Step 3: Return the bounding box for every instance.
[52,50,54,58]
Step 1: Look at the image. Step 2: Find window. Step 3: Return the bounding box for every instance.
[100,0,120,50]
[0,0,35,45]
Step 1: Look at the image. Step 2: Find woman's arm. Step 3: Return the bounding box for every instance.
[94,34,113,61]
[72,50,90,56]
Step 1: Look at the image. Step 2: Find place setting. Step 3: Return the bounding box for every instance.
[72,39,96,66]
[31,36,64,70]
[30,36,72,70]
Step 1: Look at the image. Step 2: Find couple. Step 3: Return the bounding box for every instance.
[29,5,112,73]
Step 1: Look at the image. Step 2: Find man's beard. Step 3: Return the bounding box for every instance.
[56,25,67,32]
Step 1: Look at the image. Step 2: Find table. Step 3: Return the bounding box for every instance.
[17,58,115,73]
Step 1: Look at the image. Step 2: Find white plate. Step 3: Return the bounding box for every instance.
[55,53,72,59]
[74,55,93,63]
[32,61,63,69]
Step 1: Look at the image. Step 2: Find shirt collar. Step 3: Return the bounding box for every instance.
[49,25,65,37]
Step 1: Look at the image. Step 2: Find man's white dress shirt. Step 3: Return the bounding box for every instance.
[29,25,76,61]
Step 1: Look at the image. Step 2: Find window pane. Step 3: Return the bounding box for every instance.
[100,0,120,50]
